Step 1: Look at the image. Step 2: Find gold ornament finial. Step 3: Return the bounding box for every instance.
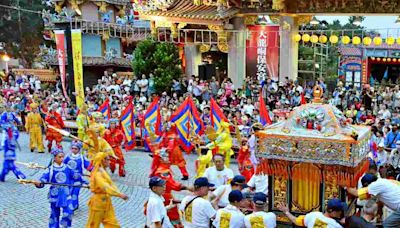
[312,85,323,103]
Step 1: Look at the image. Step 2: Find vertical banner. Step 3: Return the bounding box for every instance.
[246,25,280,82]
[71,29,85,108]
[54,30,69,99]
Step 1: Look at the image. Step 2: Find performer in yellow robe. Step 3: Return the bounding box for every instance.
[89,112,106,137]
[207,121,234,167]
[83,125,115,160]
[86,152,128,228]
[25,103,45,153]
[76,104,90,141]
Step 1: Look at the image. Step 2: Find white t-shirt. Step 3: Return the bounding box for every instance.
[367,178,400,211]
[212,185,231,208]
[138,79,149,92]
[146,192,173,228]
[179,195,216,228]
[247,174,268,195]
[203,166,234,188]
[213,204,245,228]
[243,104,255,115]
[303,212,342,228]
[244,211,276,228]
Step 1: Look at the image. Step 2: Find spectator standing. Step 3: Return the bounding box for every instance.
[385,125,400,149]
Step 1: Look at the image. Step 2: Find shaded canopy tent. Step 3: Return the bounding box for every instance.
[256,86,371,223]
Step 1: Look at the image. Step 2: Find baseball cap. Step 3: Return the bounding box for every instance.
[361,173,378,187]
[194,177,215,188]
[253,192,267,206]
[149,176,166,188]
[327,198,347,212]
[231,175,249,188]
[228,190,244,203]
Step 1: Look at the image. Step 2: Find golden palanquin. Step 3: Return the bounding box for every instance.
[256,94,370,219]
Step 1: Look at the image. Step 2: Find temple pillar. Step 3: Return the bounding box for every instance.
[184,44,202,77]
[279,16,299,82]
[228,17,246,88]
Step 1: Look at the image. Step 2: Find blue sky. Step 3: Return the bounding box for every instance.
[318,16,400,37]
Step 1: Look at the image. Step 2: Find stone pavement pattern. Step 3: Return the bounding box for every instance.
[0,133,238,228]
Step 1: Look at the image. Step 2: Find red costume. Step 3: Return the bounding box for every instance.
[237,144,254,182]
[154,165,185,227]
[104,126,126,177]
[45,111,65,151]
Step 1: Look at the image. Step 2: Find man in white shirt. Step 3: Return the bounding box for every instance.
[203,154,234,188]
[244,192,276,228]
[146,177,174,228]
[248,123,263,166]
[243,98,255,115]
[211,175,248,208]
[247,173,268,195]
[213,190,246,228]
[390,140,400,171]
[179,177,216,228]
[346,174,400,228]
[278,198,345,228]
[137,74,149,94]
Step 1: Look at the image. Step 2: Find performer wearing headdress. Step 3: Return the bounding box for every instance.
[161,123,189,180]
[89,112,106,137]
[45,103,65,152]
[207,121,234,167]
[0,119,26,182]
[86,152,129,228]
[35,147,75,228]
[64,141,91,211]
[83,125,115,161]
[103,118,126,177]
[237,138,254,182]
[76,104,90,141]
[25,103,45,153]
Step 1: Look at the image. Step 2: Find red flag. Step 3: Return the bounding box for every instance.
[259,92,272,126]
[301,92,307,105]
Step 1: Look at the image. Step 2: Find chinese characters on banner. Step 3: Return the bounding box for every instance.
[246,25,280,82]
[54,30,69,99]
[71,29,85,108]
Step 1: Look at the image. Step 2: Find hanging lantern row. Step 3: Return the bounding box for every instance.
[294,34,400,46]
[369,57,400,62]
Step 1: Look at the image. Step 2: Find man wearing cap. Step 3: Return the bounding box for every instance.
[244,192,276,228]
[146,176,174,228]
[203,154,234,188]
[211,175,248,209]
[346,174,400,228]
[277,198,344,228]
[25,103,45,153]
[45,103,65,152]
[179,177,216,228]
[213,190,246,228]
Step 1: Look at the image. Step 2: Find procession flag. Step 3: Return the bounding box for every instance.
[120,101,135,150]
[143,97,162,148]
[54,30,69,99]
[210,97,228,131]
[259,92,272,126]
[300,92,307,105]
[98,98,111,120]
[71,29,85,108]
[188,97,204,136]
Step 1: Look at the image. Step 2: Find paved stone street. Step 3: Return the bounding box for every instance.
[0,133,238,228]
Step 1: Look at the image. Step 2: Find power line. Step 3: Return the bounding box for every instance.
[0,4,43,15]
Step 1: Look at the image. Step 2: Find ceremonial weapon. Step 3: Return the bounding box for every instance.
[15,161,47,169]
[18,179,90,189]
[47,125,92,147]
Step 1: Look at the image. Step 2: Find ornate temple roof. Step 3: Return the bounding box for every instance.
[256,86,371,167]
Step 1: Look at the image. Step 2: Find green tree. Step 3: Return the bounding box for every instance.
[0,0,44,67]
[132,39,182,93]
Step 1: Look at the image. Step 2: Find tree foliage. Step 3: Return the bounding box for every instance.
[132,39,182,93]
[0,0,44,67]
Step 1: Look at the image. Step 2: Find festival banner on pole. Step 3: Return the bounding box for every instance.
[54,30,69,99]
[246,25,280,82]
[71,29,85,108]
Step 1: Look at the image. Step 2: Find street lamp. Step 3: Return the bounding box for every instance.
[2,54,10,73]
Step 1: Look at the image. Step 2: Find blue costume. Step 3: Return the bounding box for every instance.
[37,148,75,228]
[0,111,25,182]
[63,141,90,211]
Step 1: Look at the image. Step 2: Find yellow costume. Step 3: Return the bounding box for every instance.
[76,104,90,140]
[196,150,213,178]
[25,103,45,153]
[83,126,115,160]
[208,121,234,167]
[90,112,106,137]
[86,152,123,228]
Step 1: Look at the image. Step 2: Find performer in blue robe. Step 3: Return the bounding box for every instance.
[35,148,76,228]
[0,104,21,127]
[0,121,26,182]
[63,140,90,211]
